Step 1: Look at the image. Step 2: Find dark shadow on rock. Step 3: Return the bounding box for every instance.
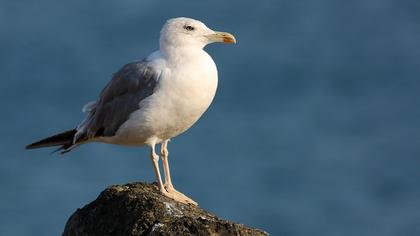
[62,182,269,236]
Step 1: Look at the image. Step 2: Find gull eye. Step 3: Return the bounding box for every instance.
[184,25,195,31]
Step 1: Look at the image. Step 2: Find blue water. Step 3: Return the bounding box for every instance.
[1,0,420,235]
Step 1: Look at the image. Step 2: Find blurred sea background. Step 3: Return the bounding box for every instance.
[1,0,419,235]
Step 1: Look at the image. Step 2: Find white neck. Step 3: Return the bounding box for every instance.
[159,44,207,64]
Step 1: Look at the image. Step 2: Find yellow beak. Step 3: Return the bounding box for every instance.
[205,31,237,44]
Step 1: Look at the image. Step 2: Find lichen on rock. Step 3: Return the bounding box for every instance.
[62,182,268,236]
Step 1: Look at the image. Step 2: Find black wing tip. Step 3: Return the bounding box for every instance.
[26,142,74,155]
[25,141,59,150]
[25,142,44,150]
[25,129,77,151]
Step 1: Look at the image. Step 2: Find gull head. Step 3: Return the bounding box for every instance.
[159,17,236,50]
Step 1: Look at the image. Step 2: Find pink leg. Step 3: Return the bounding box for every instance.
[161,140,197,206]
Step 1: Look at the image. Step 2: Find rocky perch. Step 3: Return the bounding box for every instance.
[63,182,269,236]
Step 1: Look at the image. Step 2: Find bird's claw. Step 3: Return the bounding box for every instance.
[162,184,198,206]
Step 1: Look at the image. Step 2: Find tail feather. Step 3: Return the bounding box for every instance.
[26,129,77,151]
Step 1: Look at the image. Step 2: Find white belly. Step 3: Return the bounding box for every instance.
[102,51,218,146]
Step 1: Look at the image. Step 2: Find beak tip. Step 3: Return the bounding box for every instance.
[223,38,237,44]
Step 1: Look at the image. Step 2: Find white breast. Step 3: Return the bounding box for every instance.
[108,49,218,146]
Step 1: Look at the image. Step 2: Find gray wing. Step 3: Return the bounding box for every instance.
[76,60,159,141]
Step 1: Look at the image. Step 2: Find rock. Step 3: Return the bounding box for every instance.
[63,182,269,236]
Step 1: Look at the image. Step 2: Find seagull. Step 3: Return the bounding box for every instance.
[26,17,236,205]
